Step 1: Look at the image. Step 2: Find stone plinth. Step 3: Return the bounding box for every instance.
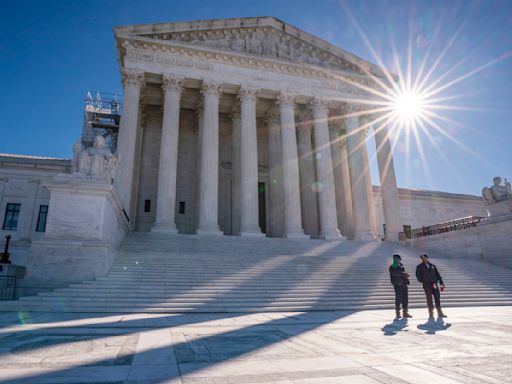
[25,175,130,289]
[485,199,512,218]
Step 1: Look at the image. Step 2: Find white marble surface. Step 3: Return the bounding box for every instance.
[0,306,511,383]
[23,177,130,288]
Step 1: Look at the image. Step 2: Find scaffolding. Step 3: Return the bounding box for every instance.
[81,91,123,153]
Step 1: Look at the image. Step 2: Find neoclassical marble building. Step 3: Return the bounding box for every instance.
[111,16,408,241]
[0,18,491,290]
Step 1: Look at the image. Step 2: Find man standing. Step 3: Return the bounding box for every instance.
[416,253,447,318]
[389,254,412,319]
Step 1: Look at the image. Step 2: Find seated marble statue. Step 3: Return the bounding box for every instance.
[71,135,117,183]
[482,176,512,204]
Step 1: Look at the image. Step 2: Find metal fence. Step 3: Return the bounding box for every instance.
[0,276,16,300]
[398,216,483,241]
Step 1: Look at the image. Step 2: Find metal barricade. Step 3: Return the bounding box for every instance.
[0,276,16,300]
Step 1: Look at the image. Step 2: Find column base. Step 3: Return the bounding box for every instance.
[196,225,223,236]
[353,230,378,241]
[151,222,178,234]
[319,228,346,241]
[240,225,265,237]
[240,231,265,237]
[283,230,309,239]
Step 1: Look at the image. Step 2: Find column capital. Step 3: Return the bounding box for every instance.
[309,97,329,116]
[265,107,280,125]
[338,102,364,116]
[201,80,223,97]
[162,74,185,94]
[238,86,259,101]
[121,69,145,88]
[276,92,296,108]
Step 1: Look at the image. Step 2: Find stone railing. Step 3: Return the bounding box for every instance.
[399,216,484,241]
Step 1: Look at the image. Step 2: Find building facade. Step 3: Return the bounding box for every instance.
[0,17,488,252]
[0,16,497,297]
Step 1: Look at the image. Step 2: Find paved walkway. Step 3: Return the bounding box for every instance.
[0,306,511,383]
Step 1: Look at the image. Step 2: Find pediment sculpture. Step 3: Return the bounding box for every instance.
[482,176,512,205]
[72,135,117,184]
[143,28,363,73]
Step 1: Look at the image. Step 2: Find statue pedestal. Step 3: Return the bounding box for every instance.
[486,198,512,218]
[26,175,130,289]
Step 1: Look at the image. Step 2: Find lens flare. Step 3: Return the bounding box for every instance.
[392,90,426,122]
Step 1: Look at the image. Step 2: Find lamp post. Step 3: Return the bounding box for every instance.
[0,235,11,264]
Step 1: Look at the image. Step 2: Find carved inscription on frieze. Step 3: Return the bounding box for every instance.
[126,51,213,70]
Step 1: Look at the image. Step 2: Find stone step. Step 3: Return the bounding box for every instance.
[40,286,510,294]
[75,280,512,288]
[5,300,512,314]
[14,296,512,307]
[7,233,511,313]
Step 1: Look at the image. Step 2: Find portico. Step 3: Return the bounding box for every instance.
[113,17,403,240]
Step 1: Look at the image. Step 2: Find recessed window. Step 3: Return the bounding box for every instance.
[3,203,21,231]
[179,201,185,214]
[36,205,48,232]
[144,200,151,213]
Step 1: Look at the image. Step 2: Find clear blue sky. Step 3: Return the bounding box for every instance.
[1,0,511,196]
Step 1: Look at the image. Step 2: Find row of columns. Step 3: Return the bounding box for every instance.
[115,69,403,240]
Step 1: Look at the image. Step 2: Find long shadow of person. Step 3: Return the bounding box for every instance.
[417,317,452,335]
[382,318,408,336]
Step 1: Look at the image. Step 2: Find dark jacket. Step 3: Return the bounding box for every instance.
[389,263,409,286]
[416,262,444,285]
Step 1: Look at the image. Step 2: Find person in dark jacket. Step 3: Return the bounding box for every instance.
[389,254,412,319]
[416,253,447,318]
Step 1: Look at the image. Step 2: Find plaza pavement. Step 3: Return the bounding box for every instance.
[0,306,511,384]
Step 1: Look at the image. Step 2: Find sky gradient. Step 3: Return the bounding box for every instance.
[1,0,511,196]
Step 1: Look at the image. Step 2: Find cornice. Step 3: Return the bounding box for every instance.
[117,35,380,95]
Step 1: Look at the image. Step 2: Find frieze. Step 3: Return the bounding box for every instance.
[123,42,375,97]
[141,27,363,74]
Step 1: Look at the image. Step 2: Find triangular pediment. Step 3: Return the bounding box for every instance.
[115,17,386,78]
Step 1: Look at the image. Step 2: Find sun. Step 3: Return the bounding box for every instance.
[391,89,427,123]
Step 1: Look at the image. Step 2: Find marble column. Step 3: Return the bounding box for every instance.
[152,75,184,233]
[266,107,285,237]
[296,110,319,237]
[374,120,402,240]
[310,98,343,240]
[194,101,204,232]
[343,104,376,240]
[328,121,349,237]
[277,93,307,238]
[339,137,355,238]
[230,105,241,236]
[359,126,378,235]
[113,69,144,219]
[239,86,263,236]
[197,80,223,235]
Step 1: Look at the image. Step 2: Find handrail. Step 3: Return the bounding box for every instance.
[399,215,483,241]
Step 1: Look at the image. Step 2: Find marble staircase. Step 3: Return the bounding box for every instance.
[4,232,512,312]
